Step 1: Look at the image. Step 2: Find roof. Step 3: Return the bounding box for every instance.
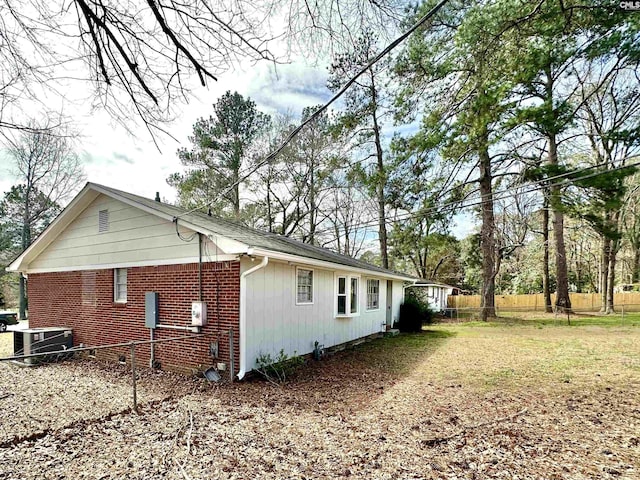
[9,182,415,281]
[412,281,456,289]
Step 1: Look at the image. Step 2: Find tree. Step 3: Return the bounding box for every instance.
[395,0,514,320]
[576,67,640,311]
[2,125,85,319]
[250,107,339,242]
[0,1,404,137]
[320,183,374,258]
[623,178,640,283]
[329,30,393,268]
[169,91,270,219]
[504,0,639,312]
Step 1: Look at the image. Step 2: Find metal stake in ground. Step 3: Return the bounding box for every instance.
[130,343,138,413]
[229,329,234,383]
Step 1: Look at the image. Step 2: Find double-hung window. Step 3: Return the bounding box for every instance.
[366,279,380,310]
[114,268,127,303]
[336,274,360,316]
[296,268,314,304]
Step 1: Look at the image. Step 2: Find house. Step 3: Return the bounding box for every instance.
[7,183,415,377]
[409,281,455,313]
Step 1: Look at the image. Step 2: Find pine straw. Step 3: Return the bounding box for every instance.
[1,324,639,479]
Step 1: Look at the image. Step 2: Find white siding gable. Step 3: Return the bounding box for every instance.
[27,194,223,272]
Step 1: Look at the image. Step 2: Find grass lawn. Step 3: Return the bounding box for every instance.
[1,319,639,479]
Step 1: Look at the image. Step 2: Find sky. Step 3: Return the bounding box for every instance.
[0,45,476,241]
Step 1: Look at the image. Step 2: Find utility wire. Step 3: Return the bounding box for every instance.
[178,157,640,241]
[290,157,640,239]
[172,0,451,221]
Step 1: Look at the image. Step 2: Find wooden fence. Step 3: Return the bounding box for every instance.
[447,292,640,312]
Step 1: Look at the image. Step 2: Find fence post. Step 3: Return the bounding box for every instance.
[130,343,138,413]
[622,304,625,322]
[229,329,234,383]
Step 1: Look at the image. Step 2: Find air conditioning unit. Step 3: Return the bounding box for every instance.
[13,327,73,364]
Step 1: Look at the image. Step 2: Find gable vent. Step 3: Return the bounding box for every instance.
[98,209,109,233]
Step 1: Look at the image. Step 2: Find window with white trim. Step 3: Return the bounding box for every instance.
[350,277,359,314]
[336,274,360,316]
[114,268,127,303]
[337,276,347,315]
[366,279,380,310]
[296,268,313,304]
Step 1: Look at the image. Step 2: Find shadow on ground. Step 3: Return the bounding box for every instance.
[224,329,456,415]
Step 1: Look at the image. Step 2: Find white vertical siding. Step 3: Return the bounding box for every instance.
[242,259,396,369]
[392,281,404,326]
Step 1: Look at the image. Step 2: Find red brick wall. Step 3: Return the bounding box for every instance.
[28,261,240,374]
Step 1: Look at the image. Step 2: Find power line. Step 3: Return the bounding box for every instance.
[172,0,451,221]
[180,157,639,242]
[305,157,640,238]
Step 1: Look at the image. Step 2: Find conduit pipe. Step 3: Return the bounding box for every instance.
[237,255,268,380]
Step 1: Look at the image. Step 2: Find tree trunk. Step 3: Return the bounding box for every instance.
[606,238,618,313]
[370,78,389,269]
[633,247,640,284]
[308,158,316,245]
[606,210,621,313]
[548,133,572,312]
[601,236,611,312]
[542,194,552,312]
[479,137,496,321]
[233,182,240,219]
[19,194,31,321]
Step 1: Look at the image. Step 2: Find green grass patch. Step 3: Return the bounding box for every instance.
[439,313,640,328]
[347,329,456,375]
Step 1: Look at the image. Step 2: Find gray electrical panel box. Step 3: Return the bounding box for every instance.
[145,292,159,328]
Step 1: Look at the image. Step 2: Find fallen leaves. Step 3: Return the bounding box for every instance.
[0,325,639,479]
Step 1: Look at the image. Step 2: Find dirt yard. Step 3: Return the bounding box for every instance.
[1,321,639,479]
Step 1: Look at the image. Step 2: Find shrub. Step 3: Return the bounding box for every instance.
[255,349,304,384]
[398,290,433,332]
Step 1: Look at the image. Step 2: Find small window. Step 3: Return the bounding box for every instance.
[366,279,379,310]
[114,268,127,303]
[337,276,347,315]
[350,277,359,314]
[296,268,313,304]
[98,209,109,233]
[336,274,360,317]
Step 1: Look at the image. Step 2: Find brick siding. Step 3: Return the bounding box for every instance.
[28,261,240,374]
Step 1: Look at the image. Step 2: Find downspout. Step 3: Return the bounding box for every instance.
[237,255,268,380]
[198,233,203,301]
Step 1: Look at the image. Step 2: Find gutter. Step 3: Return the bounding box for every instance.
[237,255,269,380]
[249,247,414,282]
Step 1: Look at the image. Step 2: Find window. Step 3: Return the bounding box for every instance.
[114,268,127,303]
[350,277,359,314]
[336,274,360,316]
[98,209,109,233]
[366,279,380,310]
[296,268,313,304]
[337,276,347,315]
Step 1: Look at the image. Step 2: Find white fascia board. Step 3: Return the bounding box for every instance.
[7,186,100,273]
[249,247,415,282]
[204,234,248,255]
[23,255,239,274]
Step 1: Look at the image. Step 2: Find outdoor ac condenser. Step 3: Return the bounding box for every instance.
[13,327,73,364]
